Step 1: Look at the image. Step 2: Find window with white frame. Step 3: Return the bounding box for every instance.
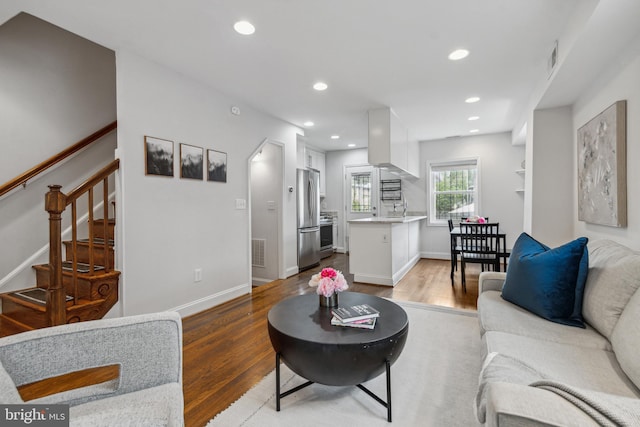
[351,172,371,212]
[428,159,479,225]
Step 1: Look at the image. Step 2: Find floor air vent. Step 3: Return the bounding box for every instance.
[252,239,266,268]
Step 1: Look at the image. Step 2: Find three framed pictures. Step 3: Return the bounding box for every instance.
[144,136,227,183]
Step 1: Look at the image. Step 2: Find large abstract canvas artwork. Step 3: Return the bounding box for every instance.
[577,100,627,227]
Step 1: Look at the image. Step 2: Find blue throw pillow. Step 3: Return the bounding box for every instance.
[501,233,588,328]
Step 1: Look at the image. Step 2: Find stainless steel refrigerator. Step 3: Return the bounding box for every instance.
[297,168,321,270]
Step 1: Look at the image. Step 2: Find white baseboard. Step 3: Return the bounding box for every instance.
[285,266,299,278]
[354,253,421,287]
[252,277,272,286]
[169,284,250,317]
[420,251,450,260]
[392,253,421,284]
[353,273,394,286]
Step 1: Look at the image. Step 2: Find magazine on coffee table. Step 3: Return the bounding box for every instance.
[331,304,380,323]
[331,316,376,329]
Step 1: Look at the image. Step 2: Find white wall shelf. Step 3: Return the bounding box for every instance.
[516,169,525,193]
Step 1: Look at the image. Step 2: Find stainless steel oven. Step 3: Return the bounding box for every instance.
[319,219,333,259]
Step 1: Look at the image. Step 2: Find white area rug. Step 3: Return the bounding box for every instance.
[208,301,482,426]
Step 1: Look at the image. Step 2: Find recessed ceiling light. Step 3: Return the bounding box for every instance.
[313,82,328,91]
[465,97,480,103]
[468,116,480,121]
[448,49,469,61]
[348,143,356,147]
[469,129,480,133]
[234,21,255,35]
[330,135,340,140]
[303,121,314,127]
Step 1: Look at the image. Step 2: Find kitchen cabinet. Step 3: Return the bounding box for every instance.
[348,216,426,286]
[306,148,326,197]
[368,107,419,178]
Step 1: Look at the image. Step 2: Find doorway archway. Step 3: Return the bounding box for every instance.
[248,140,285,287]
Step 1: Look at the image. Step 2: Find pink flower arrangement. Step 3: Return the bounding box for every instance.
[308,267,348,297]
[465,216,486,224]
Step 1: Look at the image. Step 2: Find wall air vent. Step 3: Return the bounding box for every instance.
[252,239,266,268]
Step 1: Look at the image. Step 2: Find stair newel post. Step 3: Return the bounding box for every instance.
[45,185,67,326]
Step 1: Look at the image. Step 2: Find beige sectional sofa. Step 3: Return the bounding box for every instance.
[476,239,640,426]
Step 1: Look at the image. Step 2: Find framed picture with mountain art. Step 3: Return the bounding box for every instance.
[180,143,204,180]
[207,149,227,183]
[577,100,627,227]
[144,136,174,177]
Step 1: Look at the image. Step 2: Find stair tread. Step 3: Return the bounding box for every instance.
[64,239,114,247]
[9,215,119,331]
[0,315,33,337]
[1,288,108,309]
[93,218,115,223]
[1,289,47,311]
[62,261,105,273]
[33,264,120,277]
[77,237,115,245]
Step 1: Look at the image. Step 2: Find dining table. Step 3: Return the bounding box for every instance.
[450,226,510,272]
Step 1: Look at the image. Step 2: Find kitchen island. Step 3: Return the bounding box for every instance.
[348,216,426,286]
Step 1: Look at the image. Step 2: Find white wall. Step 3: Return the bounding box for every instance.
[572,34,640,249]
[419,133,525,259]
[0,13,116,292]
[116,50,300,317]
[0,13,116,182]
[324,134,525,260]
[251,142,282,283]
[529,106,575,246]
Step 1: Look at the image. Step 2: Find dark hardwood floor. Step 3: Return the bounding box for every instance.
[182,254,480,427]
[13,253,482,426]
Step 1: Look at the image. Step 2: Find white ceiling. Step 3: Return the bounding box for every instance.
[3,0,635,152]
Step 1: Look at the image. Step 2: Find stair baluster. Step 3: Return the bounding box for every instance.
[103,177,111,274]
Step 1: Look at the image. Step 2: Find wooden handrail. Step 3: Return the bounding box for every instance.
[0,121,117,198]
[65,159,120,205]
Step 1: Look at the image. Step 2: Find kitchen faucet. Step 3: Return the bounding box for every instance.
[402,192,407,217]
[393,192,407,217]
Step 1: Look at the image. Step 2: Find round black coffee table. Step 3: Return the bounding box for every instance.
[268,292,409,422]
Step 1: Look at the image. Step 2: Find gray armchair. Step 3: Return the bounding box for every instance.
[0,312,184,426]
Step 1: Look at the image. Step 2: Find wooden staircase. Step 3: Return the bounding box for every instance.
[0,217,119,334]
[0,153,120,336]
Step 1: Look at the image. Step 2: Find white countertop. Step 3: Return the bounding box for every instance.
[348,215,427,224]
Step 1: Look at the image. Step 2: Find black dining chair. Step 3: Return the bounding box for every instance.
[448,219,462,285]
[459,222,500,292]
[497,234,510,272]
